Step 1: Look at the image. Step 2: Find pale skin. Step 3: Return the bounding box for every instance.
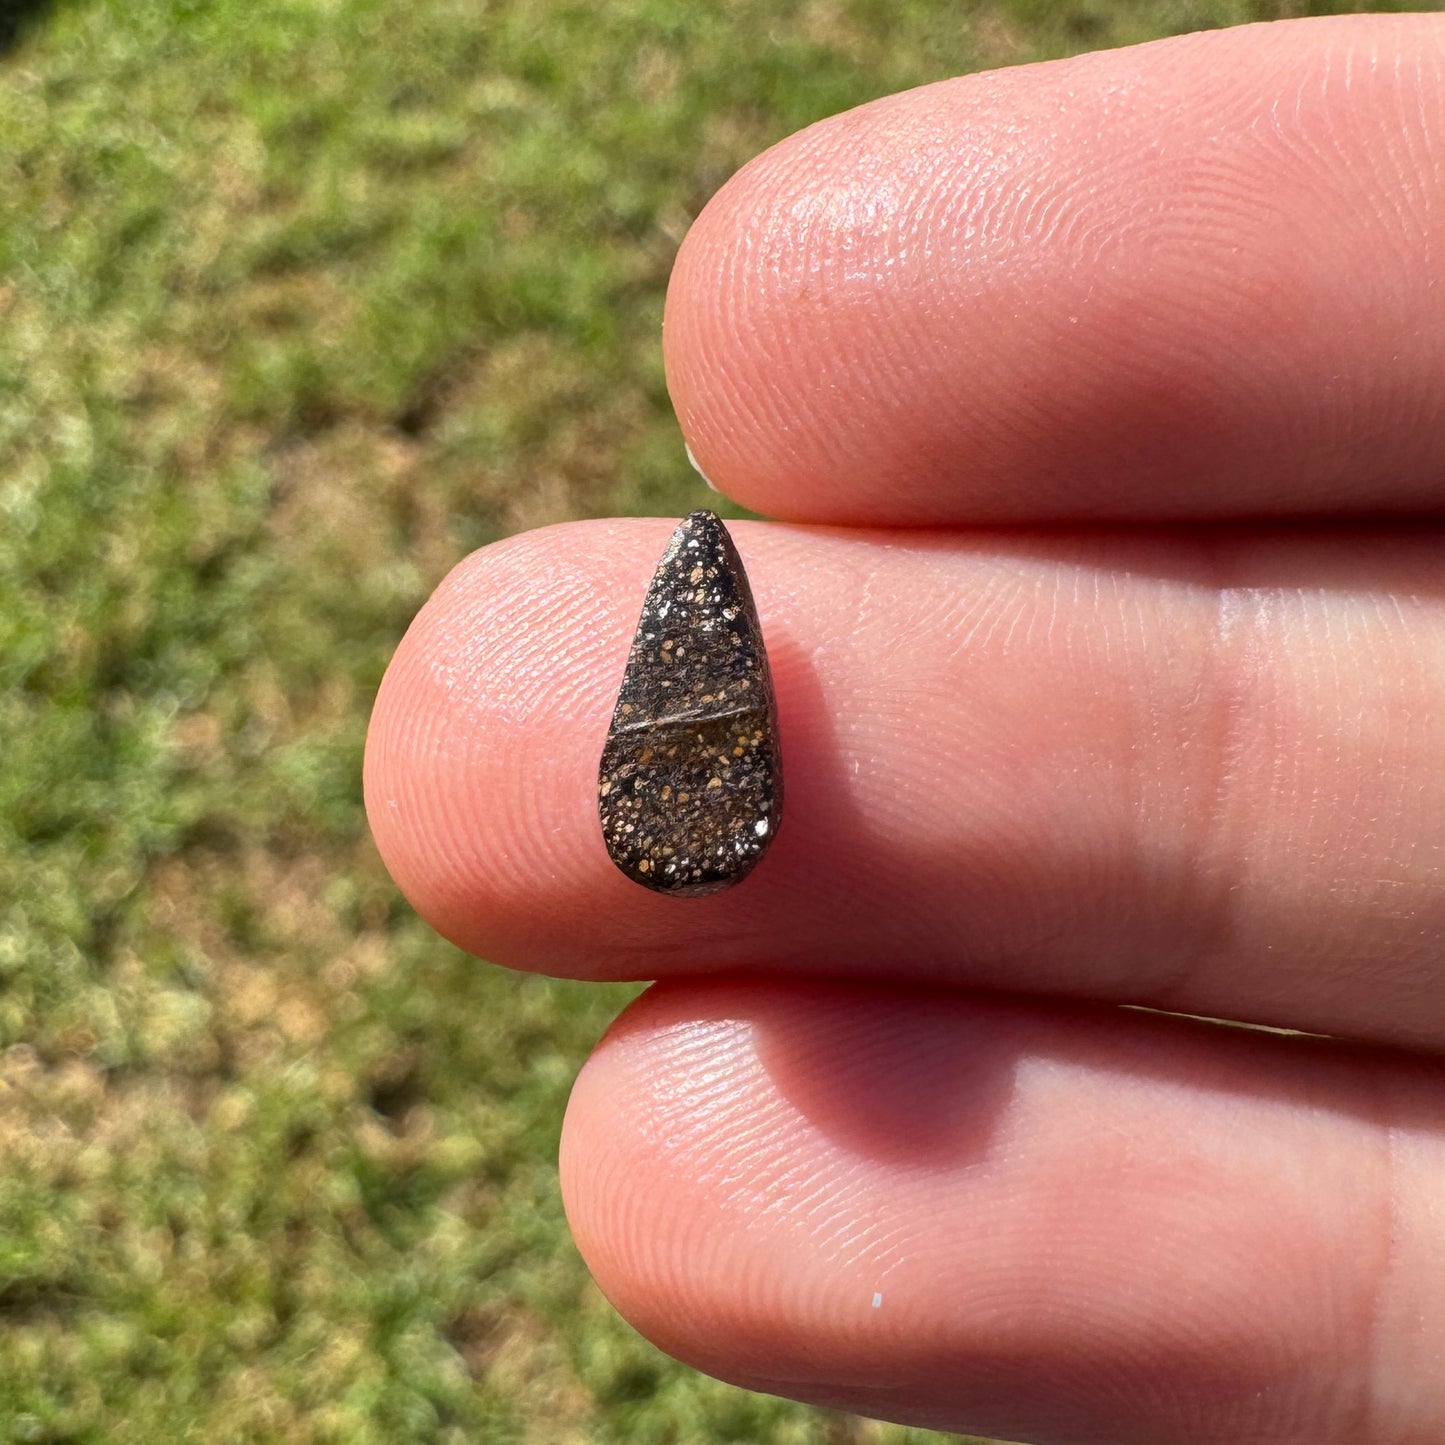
[364,15,1445,1444]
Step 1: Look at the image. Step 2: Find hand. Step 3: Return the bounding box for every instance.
[365,15,1445,1443]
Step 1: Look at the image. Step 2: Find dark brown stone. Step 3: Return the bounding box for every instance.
[598,510,782,895]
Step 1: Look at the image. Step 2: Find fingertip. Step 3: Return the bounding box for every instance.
[665,15,1445,523]
[560,980,1405,1442]
[362,522,652,965]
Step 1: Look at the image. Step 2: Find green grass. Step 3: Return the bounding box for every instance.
[0,0,1417,1439]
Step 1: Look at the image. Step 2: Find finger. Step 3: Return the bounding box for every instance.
[664,14,1445,524]
[363,518,1445,1049]
[561,980,1445,1445]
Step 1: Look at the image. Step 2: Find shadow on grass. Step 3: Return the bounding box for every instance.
[0,0,58,54]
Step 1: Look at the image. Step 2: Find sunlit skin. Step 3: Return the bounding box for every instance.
[366,16,1445,1443]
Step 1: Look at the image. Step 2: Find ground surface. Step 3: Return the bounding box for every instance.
[0,0,1411,1440]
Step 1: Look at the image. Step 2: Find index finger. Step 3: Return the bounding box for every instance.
[665,14,1445,524]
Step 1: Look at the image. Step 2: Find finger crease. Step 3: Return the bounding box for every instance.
[1153,539,1253,1010]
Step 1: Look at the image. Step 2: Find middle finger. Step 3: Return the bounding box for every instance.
[364,517,1445,1048]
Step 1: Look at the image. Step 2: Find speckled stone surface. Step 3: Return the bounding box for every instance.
[598,510,782,896]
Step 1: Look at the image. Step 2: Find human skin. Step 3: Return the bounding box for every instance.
[365,15,1445,1444]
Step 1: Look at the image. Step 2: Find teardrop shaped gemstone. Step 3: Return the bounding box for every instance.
[598,510,783,896]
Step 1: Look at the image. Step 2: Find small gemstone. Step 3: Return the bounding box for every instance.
[598,510,783,896]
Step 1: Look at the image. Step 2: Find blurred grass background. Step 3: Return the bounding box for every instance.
[0,0,1420,1440]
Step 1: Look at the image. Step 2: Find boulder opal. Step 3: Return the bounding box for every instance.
[598,510,782,896]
